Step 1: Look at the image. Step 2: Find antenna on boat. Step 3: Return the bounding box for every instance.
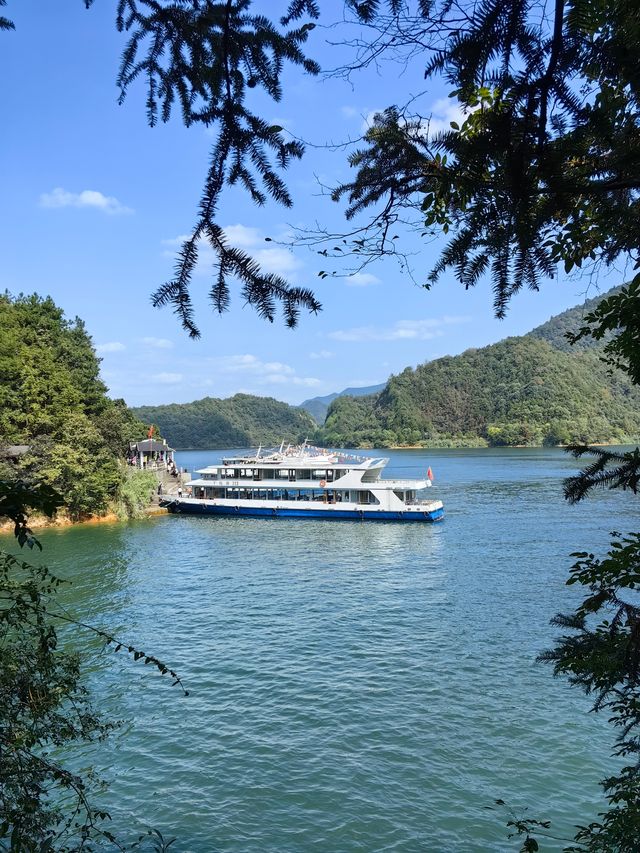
[256,444,261,459]
[279,439,285,454]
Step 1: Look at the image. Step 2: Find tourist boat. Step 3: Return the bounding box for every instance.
[163,444,444,523]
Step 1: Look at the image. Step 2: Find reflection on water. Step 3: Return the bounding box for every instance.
[4,447,635,851]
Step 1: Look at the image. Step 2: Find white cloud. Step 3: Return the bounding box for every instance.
[341,105,390,133]
[361,108,384,133]
[221,224,263,248]
[351,98,471,141]
[162,224,303,278]
[265,374,322,387]
[254,246,302,276]
[208,354,295,376]
[346,378,382,387]
[426,97,470,137]
[96,341,126,353]
[223,224,302,276]
[329,316,471,342]
[141,336,173,349]
[269,116,294,132]
[346,272,381,287]
[329,325,434,342]
[39,187,133,215]
[154,372,183,384]
[205,353,320,388]
[309,350,334,359]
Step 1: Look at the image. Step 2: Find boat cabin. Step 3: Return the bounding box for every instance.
[186,449,421,508]
[164,444,442,522]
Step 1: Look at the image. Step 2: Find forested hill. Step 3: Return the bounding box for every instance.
[317,287,640,448]
[0,293,148,516]
[526,285,622,352]
[131,394,317,449]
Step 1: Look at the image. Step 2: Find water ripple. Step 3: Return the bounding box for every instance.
[15,447,633,852]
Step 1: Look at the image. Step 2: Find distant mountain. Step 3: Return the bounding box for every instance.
[315,286,640,448]
[132,393,317,450]
[300,383,386,424]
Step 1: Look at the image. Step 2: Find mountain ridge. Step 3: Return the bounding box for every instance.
[300,383,386,423]
[132,286,635,451]
[315,285,639,448]
[131,392,316,450]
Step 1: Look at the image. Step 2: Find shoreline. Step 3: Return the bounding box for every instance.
[4,440,636,533]
[0,504,168,534]
[171,439,636,452]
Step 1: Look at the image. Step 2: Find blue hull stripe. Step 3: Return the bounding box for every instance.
[165,502,444,523]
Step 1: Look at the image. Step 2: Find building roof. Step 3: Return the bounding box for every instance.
[130,439,174,453]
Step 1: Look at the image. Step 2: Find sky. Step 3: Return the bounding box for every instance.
[0,1,625,407]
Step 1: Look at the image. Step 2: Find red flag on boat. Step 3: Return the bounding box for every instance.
[427,466,434,481]
[147,424,154,439]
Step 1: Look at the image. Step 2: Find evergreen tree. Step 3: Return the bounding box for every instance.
[0,293,148,517]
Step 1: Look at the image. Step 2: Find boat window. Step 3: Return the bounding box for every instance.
[357,490,380,505]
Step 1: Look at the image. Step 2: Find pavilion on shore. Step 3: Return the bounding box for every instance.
[128,438,175,469]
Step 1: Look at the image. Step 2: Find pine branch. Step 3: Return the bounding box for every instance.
[563,445,640,504]
[109,0,321,333]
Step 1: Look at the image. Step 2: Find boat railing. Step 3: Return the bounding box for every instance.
[221,445,377,466]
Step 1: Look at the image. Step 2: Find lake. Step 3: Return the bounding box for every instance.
[10,447,636,851]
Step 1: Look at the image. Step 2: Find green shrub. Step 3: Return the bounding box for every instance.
[117,468,157,519]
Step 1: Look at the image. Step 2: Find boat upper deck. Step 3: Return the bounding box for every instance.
[187,445,429,492]
[212,445,388,472]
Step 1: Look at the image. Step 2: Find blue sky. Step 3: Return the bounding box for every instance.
[0,2,624,407]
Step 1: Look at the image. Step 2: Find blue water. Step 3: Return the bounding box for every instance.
[13,447,637,851]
